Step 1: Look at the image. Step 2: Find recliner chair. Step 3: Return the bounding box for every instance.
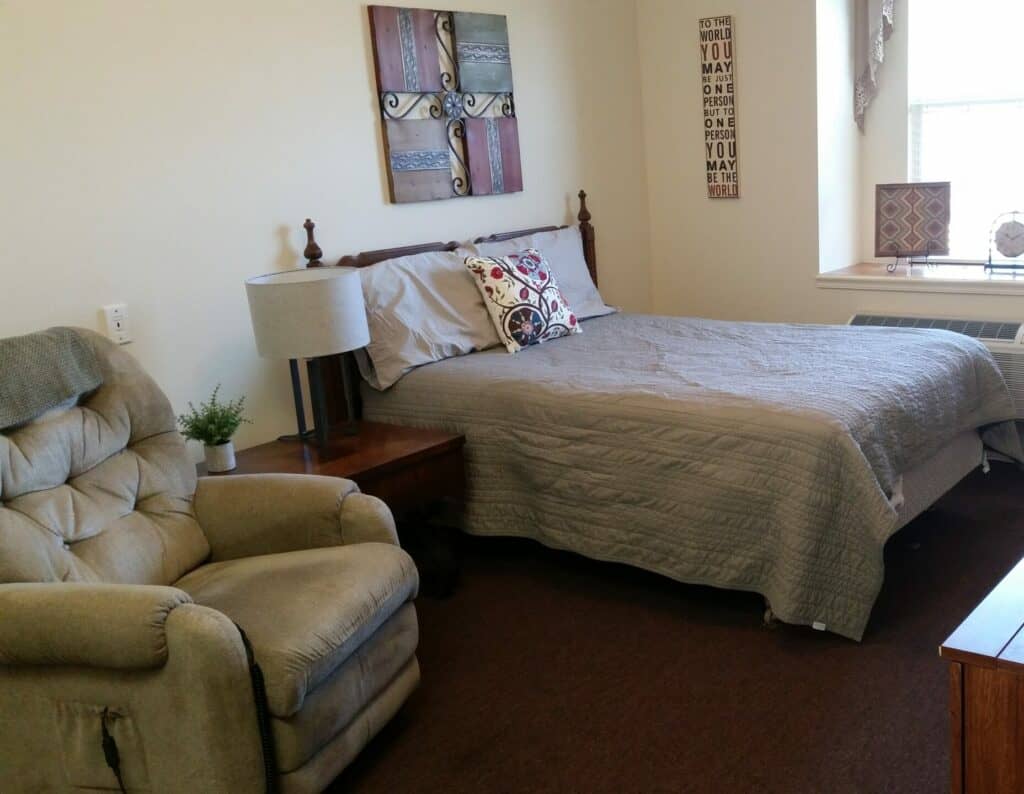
[0,329,420,792]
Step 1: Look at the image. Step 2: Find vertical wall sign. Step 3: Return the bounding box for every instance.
[698,15,739,199]
[368,6,523,204]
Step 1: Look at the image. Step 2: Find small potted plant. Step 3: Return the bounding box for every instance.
[177,385,249,472]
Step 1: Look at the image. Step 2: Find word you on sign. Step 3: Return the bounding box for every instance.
[698,15,739,199]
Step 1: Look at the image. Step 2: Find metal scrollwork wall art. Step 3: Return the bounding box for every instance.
[369,6,523,203]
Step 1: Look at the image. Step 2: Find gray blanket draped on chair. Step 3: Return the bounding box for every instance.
[0,327,102,430]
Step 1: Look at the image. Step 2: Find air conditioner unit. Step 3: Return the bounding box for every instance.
[849,313,1024,420]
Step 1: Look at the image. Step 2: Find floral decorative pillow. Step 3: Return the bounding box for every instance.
[465,249,581,353]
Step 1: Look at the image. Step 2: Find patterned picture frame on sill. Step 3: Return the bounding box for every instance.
[874,181,951,259]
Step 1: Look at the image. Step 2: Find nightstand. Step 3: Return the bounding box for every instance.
[198,421,465,593]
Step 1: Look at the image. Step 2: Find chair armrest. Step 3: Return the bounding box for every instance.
[0,583,192,669]
[0,590,267,791]
[194,473,398,562]
[339,491,401,546]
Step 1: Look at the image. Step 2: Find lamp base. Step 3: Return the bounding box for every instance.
[277,421,358,444]
[284,357,360,450]
[277,429,316,443]
[334,420,359,437]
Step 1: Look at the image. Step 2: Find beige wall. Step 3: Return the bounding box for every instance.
[636,0,1024,325]
[1,0,652,451]
[816,0,860,274]
[637,0,823,322]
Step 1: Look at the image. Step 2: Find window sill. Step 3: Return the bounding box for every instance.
[817,262,1024,296]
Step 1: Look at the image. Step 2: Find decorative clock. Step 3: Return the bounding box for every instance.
[987,211,1024,271]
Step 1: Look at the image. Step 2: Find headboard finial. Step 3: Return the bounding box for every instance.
[577,189,597,287]
[577,189,591,224]
[303,218,324,268]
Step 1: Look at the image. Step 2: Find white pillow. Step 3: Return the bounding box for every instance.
[470,226,615,320]
[356,249,500,390]
[465,248,581,353]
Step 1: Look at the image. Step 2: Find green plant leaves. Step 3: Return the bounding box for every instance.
[176,384,250,446]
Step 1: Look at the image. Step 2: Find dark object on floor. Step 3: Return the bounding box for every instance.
[398,522,461,598]
[334,464,1024,793]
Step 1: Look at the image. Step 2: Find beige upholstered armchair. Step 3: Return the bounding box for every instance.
[0,329,419,793]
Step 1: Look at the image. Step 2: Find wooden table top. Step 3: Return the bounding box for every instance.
[940,555,1024,672]
[198,421,464,481]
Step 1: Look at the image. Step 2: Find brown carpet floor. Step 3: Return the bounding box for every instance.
[333,464,1024,793]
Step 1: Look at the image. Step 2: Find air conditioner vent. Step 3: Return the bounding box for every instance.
[850,314,1022,342]
[990,350,1024,400]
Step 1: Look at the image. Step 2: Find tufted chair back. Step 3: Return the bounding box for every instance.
[0,330,209,585]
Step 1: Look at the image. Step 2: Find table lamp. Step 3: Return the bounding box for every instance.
[245,266,369,448]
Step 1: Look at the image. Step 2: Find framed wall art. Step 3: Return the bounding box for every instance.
[874,182,951,258]
[368,6,523,204]
[698,15,739,199]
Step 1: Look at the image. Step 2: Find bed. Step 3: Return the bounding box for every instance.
[308,192,1022,640]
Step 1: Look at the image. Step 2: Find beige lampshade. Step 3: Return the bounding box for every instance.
[245,267,369,359]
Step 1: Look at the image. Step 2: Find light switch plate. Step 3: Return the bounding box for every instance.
[102,303,131,345]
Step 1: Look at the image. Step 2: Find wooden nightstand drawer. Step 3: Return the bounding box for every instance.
[356,444,464,516]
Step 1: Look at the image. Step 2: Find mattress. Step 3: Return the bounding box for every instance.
[894,430,983,530]
[362,313,1021,639]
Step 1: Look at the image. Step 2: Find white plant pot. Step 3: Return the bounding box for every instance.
[205,441,236,473]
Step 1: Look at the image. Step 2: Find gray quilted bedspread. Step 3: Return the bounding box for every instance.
[362,313,1021,639]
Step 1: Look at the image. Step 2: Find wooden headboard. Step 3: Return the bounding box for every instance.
[303,189,597,286]
[302,189,596,428]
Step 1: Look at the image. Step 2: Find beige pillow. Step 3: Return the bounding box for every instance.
[356,249,500,390]
[470,226,614,320]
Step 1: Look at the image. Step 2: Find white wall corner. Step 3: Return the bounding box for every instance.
[815,0,862,274]
[857,0,910,264]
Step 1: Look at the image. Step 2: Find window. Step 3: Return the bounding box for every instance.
[908,0,1024,260]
